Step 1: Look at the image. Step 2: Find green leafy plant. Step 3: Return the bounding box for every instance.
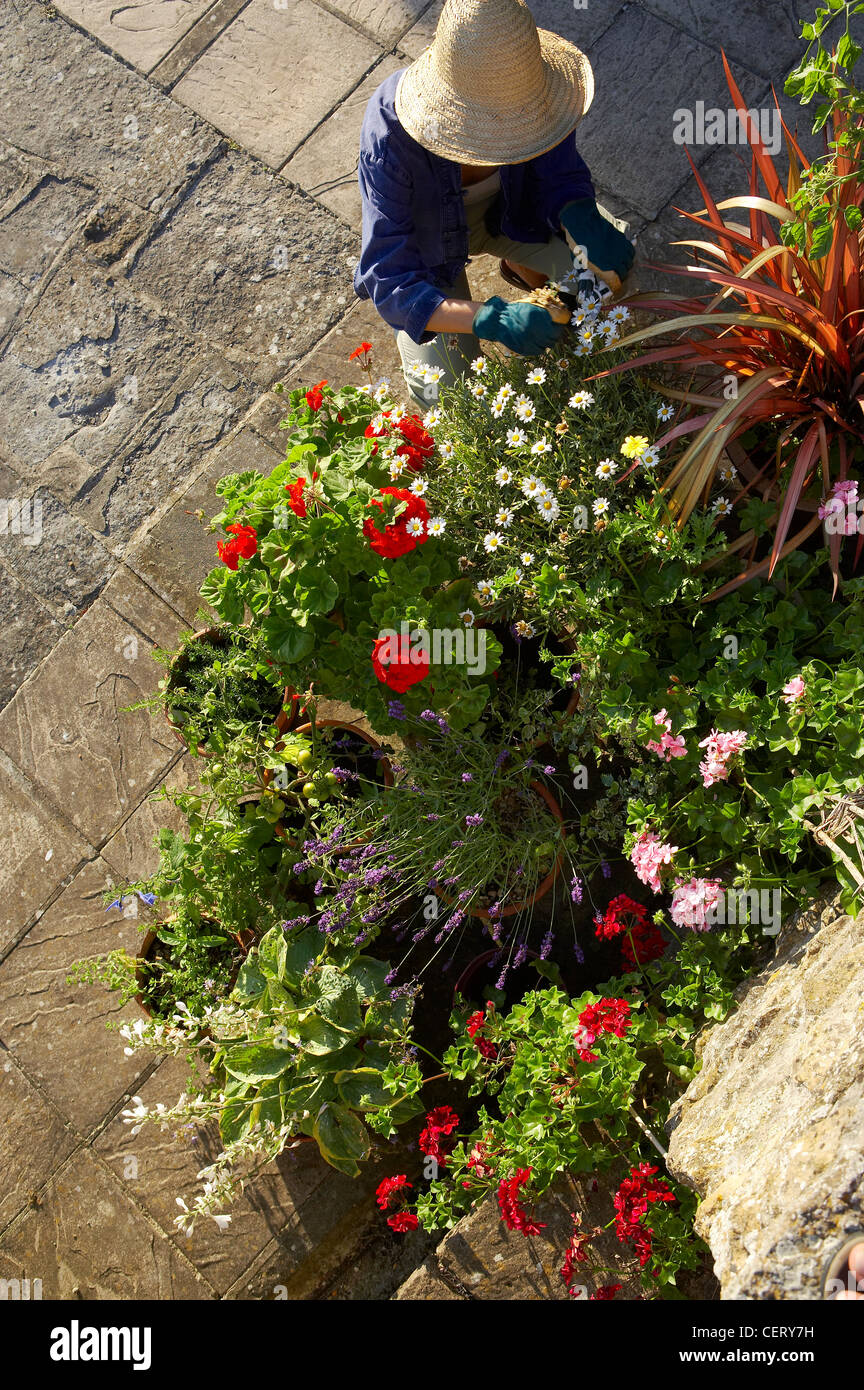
[612,49,864,590]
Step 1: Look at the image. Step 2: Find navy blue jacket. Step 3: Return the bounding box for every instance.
[353,71,594,344]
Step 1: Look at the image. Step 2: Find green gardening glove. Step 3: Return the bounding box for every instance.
[560,199,635,289]
[473,296,563,355]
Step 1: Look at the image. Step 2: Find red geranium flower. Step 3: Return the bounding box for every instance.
[425,1105,459,1136]
[467,1008,498,1060]
[217,522,258,570]
[497,1168,546,1236]
[376,1174,412,1211]
[594,894,650,941]
[305,379,327,411]
[349,341,372,360]
[573,997,632,1061]
[387,1212,419,1232]
[591,1283,623,1300]
[363,487,429,559]
[371,636,429,693]
[285,476,308,518]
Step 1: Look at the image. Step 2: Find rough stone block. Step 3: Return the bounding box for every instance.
[173,0,383,168]
[0,175,94,289]
[667,900,864,1299]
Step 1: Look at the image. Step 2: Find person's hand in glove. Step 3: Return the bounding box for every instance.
[472,296,563,355]
[560,199,635,294]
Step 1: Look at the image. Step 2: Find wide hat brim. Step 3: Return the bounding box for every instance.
[396,29,594,166]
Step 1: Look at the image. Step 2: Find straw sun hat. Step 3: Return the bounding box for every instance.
[395,0,594,166]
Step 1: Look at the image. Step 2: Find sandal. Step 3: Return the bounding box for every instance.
[822,1234,864,1298]
[498,258,539,292]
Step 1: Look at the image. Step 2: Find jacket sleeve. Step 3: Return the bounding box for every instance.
[355,151,447,345]
[531,133,595,232]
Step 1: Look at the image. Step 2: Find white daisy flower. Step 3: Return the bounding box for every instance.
[639,446,660,468]
[477,579,494,599]
[718,463,737,483]
[470,381,488,399]
[569,391,595,410]
[514,619,535,639]
[521,476,543,498]
[592,497,610,516]
[459,609,475,627]
[422,366,445,385]
[391,406,407,423]
[506,427,527,448]
[495,465,514,485]
[424,408,441,427]
[525,367,547,385]
[595,458,618,479]
[656,402,674,421]
[389,460,405,479]
[406,517,426,537]
[713,496,733,517]
[409,477,429,496]
[373,384,390,405]
[609,305,631,323]
[495,508,514,529]
[498,383,515,400]
[520,551,535,566]
[578,327,595,349]
[515,400,536,423]
[530,437,552,456]
[427,516,446,537]
[439,441,456,460]
[483,532,504,553]
[357,383,372,395]
[371,412,388,432]
[471,356,487,374]
[490,400,506,418]
[536,495,561,521]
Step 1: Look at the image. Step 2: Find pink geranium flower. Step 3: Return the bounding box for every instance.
[670,877,723,932]
[630,831,678,894]
[697,729,747,787]
[646,711,688,762]
[782,676,805,705]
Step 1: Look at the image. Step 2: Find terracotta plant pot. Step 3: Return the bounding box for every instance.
[435,780,565,923]
[134,920,255,1019]
[164,627,295,757]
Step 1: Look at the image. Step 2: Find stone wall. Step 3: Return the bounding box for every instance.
[666,898,864,1300]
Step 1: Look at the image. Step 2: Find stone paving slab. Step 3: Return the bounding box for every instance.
[0,173,95,291]
[125,424,282,622]
[0,1146,212,1299]
[574,6,766,221]
[399,0,626,60]
[100,753,198,881]
[0,1055,77,1234]
[324,0,435,48]
[0,569,66,714]
[150,0,253,91]
[54,0,215,75]
[0,570,183,847]
[173,0,383,168]
[0,462,117,622]
[95,1055,329,1295]
[282,55,404,227]
[127,148,358,385]
[0,0,222,213]
[0,748,93,960]
[0,858,155,1135]
[0,254,231,472]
